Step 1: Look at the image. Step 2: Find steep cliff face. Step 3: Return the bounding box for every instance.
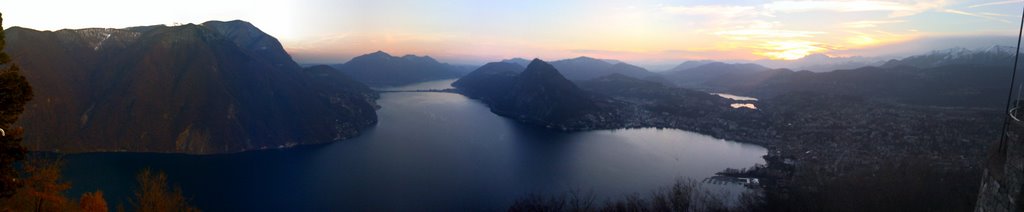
[976,119,1024,212]
[4,21,378,154]
[201,20,301,70]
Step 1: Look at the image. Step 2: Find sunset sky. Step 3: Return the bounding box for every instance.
[2,0,1023,66]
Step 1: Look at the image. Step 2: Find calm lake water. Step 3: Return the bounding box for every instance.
[60,79,767,211]
[712,93,759,109]
[374,78,460,90]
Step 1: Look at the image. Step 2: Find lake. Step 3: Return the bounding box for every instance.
[59,79,767,211]
[712,93,759,109]
[373,78,462,91]
[712,93,758,101]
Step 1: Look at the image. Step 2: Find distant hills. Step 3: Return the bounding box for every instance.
[500,58,531,67]
[333,51,464,87]
[664,62,771,88]
[753,53,882,73]
[667,60,716,71]
[664,46,1021,108]
[461,46,1020,117]
[549,56,656,81]
[451,49,1010,150]
[880,46,1018,68]
[4,20,378,153]
[495,56,658,81]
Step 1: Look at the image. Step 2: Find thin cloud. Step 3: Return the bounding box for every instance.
[843,20,907,28]
[715,29,825,39]
[764,0,946,17]
[943,9,1012,23]
[568,48,752,62]
[980,12,1017,18]
[661,5,758,18]
[969,0,1019,8]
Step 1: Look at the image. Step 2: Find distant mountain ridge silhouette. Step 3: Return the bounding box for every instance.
[333,50,463,86]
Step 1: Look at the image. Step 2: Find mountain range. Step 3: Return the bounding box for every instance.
[880,46,1018,68]
[753,53,883,72]
[4,20,378,153]
[549,56,655,81]
[667,46,1021,108]
[664,62,772,88]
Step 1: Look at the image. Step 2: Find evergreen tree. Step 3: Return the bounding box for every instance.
[0,11,34,199]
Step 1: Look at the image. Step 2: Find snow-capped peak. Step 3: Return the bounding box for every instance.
[984,45,1018,55]
[920,46,1017,61]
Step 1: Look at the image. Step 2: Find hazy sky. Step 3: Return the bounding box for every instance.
[2,0,1023,66]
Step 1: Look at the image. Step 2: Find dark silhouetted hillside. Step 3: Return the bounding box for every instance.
[454,59,618,130]
[492,59,608,128]
[579,73,723,105]
[333,51,463,86]
[549,56,655,81]
[500,58,530,67]
[450,62,523,102]
[4,21,378,153]
[753,53,882,72]
[667,48,1018,108]
[666,60,716,72]
[666,62,771,87]
[881,46,1017,69]
[704,65,1011,108]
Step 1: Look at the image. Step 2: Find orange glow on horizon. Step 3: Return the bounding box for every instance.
[753,40,828,60]
[1,0,998,64]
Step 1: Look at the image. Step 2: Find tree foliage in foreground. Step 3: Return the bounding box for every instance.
[79,190,109,212]
[132,169,200,212]
[508,178,762,212]
[0,157,109,212]
[0,11,35,199]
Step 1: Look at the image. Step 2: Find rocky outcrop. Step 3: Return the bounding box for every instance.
[975,118,1024,211]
